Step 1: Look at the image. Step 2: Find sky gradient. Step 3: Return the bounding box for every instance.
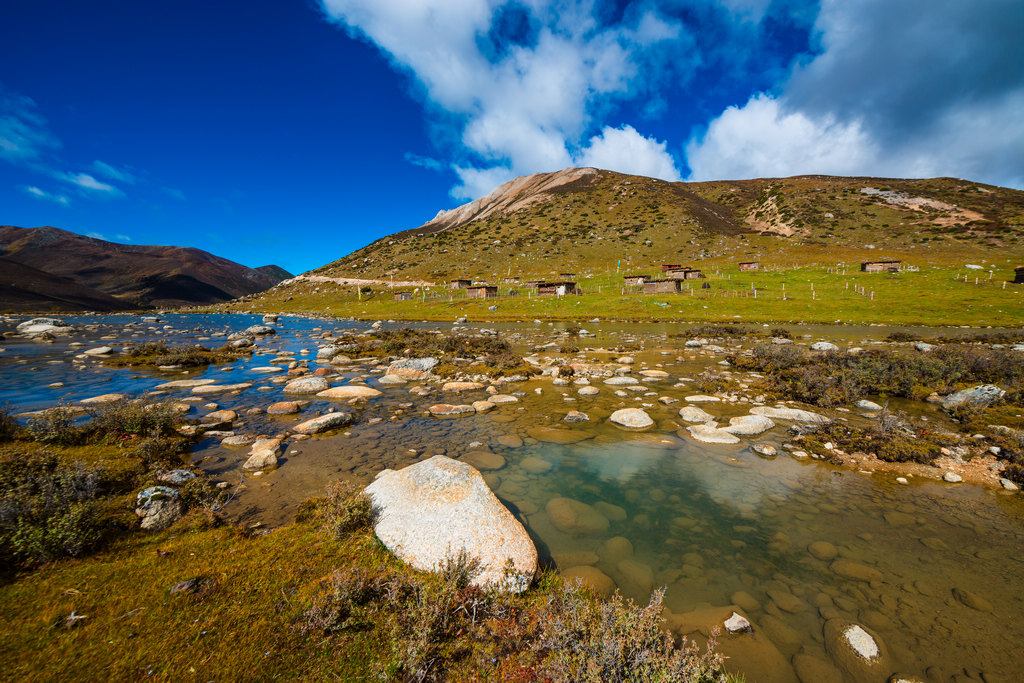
[2,0,1022,274]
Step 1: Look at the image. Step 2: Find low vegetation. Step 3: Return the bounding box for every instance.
[103,341,248,368]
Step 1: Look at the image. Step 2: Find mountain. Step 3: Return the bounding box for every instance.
[310,167,1024,283]
[0,257,136,313]
[0,226,293,308]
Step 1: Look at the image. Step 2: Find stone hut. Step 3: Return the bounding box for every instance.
[643,279,683,294]
[450,279,472,289]
[661,264,683,272]
[861,260,901,273]
[393,291,414,301]
[623,274,649,286]
[1014,266,1024,284]
[558,272,576,280]
[537,281,578,296]
[503,276,520,283]
[466,285,498,299]
[738,261,760,271]
[667,267,704,280]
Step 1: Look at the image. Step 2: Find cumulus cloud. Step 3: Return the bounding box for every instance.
[686,0,1024,189]
[578,124,680,181]
[22,185,70,205]
[320,0,686,199]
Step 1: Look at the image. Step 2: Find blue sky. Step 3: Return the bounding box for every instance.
[2,1,1022,274]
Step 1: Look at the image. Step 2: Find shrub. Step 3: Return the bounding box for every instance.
[0,405,19,443]
[27,402,83,446]
[885,331,920,342]
[106,342,244,368]
[538,585,727,683]
[322,481,375,537]
[559,344,580,354]
[0,451,104,565]
[769,327,792,339]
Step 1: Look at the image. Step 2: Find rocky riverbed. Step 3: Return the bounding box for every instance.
[2,312,1023,683]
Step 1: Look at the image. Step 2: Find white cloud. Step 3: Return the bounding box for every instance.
[577,124,681,181]
[686,0,1024,189]
[321,0,686,198]
[58,171,124,197]
[0,88,60,163]
[92,160,135,184]
[162,186,186,201]
[22,185,70,205]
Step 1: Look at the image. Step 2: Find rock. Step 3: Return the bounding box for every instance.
[563,410,590,423]
[78,393,125,405]
[221,434,256,447]
[808,541,838,561]
[377,375,407,384]
[768,589,807,613]
[462,450,506,471]
[243,438,281,469]
[578,386,600,396]
[316,386,382,399]
[752,443,777,457]
[684,395,721,402]
[942,471,963,483]
[365,456,537,592]
[792,654,844,683]
[472,400,495,413]
[603,376,639,385]
[639,369,669,378]
[267,401,301,415]
[609,408,654,430]
[292,412,352,434]
[823,620,889,682]
[283,376,331,394]
[941,384,1005,409]
[191,383,252,394]
[617,559,654,594]
[527,426,594,444]
[497,435,523,448]
[17,317,70,332]
[488,394,519,404]
[724,612,751,633]
[1000,477,1020,491]
[442,381,485,392]
[685,340,703,348]
[546,497,610,534]
[750,406,829,423]
[520,456,552,474]
[686,424,741,444]
[722,414,775,435]
[678,406,715,423]
[811,341,839,352]
[386,357,438,380]
[855,399,883,411]
[561,566,616,598]
[154,379,218,390]
[616,356,634,364]
[830,559,883,583]
[952,587,993,612]
[203,409,236,423]
[83,346,114,356]
[157,469,196,485]
[135,486,182,531]
[914,342,935,352]
[244,325,275,336]
[429,403,475,417]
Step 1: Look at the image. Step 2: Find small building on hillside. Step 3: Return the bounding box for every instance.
[393,291,414,301]
[738,261,760,271]
[661,264,683,271]
[861,260,901,273]
[466,285,498,299]
[1014,266,1024,284]
[537,281,578,296]
[623,274,650,286]
[503,276,520,283]
[667,268,705,280]
[558,272,576,280]
[450,279,472,289]
[643,279,683,294]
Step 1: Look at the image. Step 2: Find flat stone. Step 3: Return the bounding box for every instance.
[317,386,382,399]
[686,424,741,444]
[527,426,594,444]
[752,443,778,457]
[609,408,654,430]
[577,386,600,396]
[685,395,721,402]
[221,434,256,447]
[724,612,751,633]
[267,401,301,415]
[942,471,963,483]
[830,559,883,582]
[811,341,839,352]
[603,376,639,386]
[79,393,125,405]
[679,406,716,423]
[546,497,609,534]
[808,541,838,561]
[855,399,883,411]
[365,456,537,592]
[243,438,281,469]
[154,379,218,390]
[563,410,590,423]
[472,400,495,413]
[386,357,438,380]
[462,450,506,471]
[750,406,830,423]
[561,566,615,598]
[488,394,519,404]
[377,374,407,384]
[952,587,993,612]
[941,384,1005,409]
[191,383,252,394]
[639,369,669,378]
[429,403,475,416]
[283,376,331,394]
[442,381,485,392]
[722,414,775,435]
[292,412,352,434]
[496,435,523,448]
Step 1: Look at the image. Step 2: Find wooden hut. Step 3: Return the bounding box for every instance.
[537,281,578,296]
[503,276,520,284]
[450,279,472,289]
[1014,266,1024,284]
[466,285,498,299]
[393,291,414,301]
[667,267,704,280]
[738,261,760,271]
[661,264,683,272]
[623,274,649,286]
[861,260,901,273]
[643,279,683,294]
[558,272,576,280]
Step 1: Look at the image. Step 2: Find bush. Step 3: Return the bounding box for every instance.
[885,331,920,342]
[0,451,104,566]
[90,399,180,444]
[0,406,19,443]
[538,586,727,683]
[27,402,83,446]
[106,342,244,368]
[322,481,375,537]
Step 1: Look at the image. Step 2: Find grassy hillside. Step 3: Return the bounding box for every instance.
[216,170,1024,325]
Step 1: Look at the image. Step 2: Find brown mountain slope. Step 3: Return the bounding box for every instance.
[0,226,293,307]
[0,257,135,312]
[312,168,1024,282]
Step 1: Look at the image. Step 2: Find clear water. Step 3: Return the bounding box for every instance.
[2,313,1022,682]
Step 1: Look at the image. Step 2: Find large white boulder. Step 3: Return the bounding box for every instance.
[750,406,830,424]
[365,456,537,592]
[609,408,654,430]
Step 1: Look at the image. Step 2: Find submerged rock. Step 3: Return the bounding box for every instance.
[546,497,610,535]
[686,424,741,444]
[722,414,775,436]
[365,456,537,592]
[561,566,615,598]
[823,620,889,682]
[429,403,475,416]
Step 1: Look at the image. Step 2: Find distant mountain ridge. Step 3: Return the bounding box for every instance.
[310,168,1024,283]
[0,225,292,310]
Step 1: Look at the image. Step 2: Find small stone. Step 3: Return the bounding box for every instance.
[1000,477,1019,491]
[564,410,590,423]
[609,408,654,430]
[723,612,751,633]
[942,471,963,483]
[752,443,777,457]
[292,413,352,434]
[429,403,476,416]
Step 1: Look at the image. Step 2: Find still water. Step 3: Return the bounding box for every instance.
[2,313,1022,682]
